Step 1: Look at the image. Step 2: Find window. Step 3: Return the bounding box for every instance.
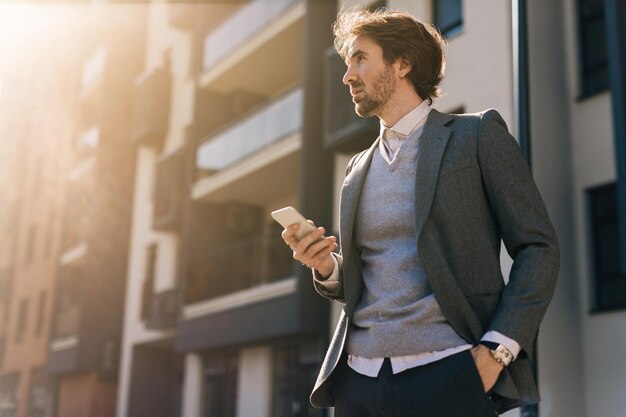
[577,0,609,97]
[35,291,47,337]
[433,0,463,38]
[202,352,238,417]
[588,182,626,311]
[272,341,324,417]
[15,299,29,343]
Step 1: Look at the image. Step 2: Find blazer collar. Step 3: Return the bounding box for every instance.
[413,109,453,238]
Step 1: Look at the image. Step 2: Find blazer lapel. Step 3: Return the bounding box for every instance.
[414,109,453,239]
[340,137,379,314]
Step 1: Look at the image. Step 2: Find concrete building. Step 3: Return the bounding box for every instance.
[43,6,146,417]
[116,1,336,416]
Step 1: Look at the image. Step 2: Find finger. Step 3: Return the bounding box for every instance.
[281,224,300,246]
[297,226,326,250]
[304,237,336,260]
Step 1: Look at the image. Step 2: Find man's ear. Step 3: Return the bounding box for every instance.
[397,57,413,78]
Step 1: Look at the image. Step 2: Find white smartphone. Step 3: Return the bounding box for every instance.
[271,206,318,240]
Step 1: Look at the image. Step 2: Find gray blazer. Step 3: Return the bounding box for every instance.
[310,109,560,414]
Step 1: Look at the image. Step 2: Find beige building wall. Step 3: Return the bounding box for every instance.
[0,11,78,417]
[561,0,626,416]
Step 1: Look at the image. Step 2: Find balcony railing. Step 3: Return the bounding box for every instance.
[144,289,178,330]
[202,0,299,69]
[185,233,293,304]
[196,87,302,173]
[54,305,81,340]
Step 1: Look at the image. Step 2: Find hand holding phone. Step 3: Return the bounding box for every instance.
[272,206,337,278]
[271,206,317,240]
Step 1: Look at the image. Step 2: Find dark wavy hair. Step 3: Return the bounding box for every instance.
[333,7,446,102]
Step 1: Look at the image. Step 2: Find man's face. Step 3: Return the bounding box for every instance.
[343,35,396,118]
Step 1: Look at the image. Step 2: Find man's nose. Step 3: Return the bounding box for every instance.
[343,65,355,85]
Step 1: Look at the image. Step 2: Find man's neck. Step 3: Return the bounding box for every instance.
[378,91,424,128]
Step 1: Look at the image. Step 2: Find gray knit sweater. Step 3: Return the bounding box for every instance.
[347,128,467,358]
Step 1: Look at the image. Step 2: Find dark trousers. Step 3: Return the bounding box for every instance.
[333,350,498,417]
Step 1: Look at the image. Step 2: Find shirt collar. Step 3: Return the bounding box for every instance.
[378,100,432,139]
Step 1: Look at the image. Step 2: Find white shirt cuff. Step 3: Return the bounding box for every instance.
[481,331,521,361]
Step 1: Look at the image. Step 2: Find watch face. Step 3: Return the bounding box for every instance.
[493,345,513,366]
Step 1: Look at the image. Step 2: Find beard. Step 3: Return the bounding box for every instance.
[352,64,396,117]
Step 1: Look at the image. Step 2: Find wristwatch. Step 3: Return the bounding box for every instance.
[480,341,514,367]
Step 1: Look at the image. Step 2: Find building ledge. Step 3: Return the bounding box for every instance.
[68,157,95,181]
[199,1,305,91]
[59,242,89,266]
[183,277,296,320]
[50,335,79,352]
[192,132,300,204]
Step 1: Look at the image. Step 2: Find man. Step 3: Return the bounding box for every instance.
[282,7,559,417]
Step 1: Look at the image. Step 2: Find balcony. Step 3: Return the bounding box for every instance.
[323,48,378,152]
[193,88,302,205]
[185,230,292,305]
[194,89,265,141]
[197,87,301,172]
[198,0,304,100]
[153,148,187,232]
[52,265,83,341]
[53,305,81,341]
[130,66,171,149]
[144,288,178,331]
[60,184,92,254]
[203,0,299,70]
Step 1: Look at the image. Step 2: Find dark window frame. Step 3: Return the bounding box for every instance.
[202,350,238,417]
[587,182,626,313]
[577,0,610,98]
[271,340,325,417]
[15,299,29,343]
[35,291,47,337]
[433,0,463,38]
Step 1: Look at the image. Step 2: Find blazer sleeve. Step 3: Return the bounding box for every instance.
[312,253,345,303]
[309,149,367,304]
[477,109,560,357]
